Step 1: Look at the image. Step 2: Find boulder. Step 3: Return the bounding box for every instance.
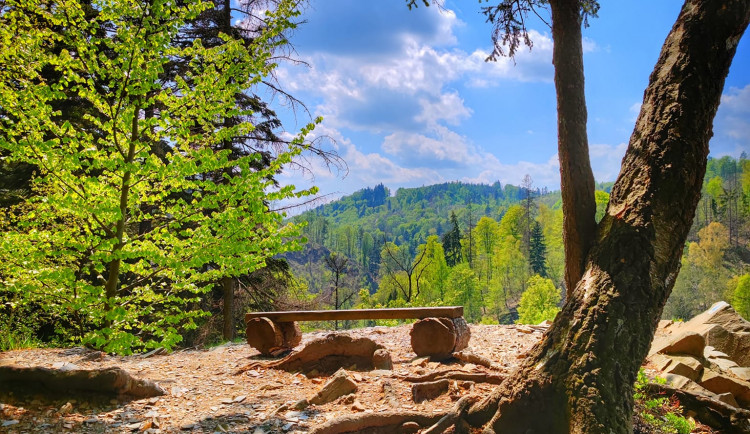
[699,370,750,407]
[664,355,703,381]
[308,369,358,405]
[658,331,706,358]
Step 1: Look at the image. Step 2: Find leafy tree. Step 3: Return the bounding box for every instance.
[446,264,482,323]
[517,275,560,324]
[416,236,450,303]
[528,221,548,277]
[731,274,750,321]
[0,0,315,353]
[473,216,500,287]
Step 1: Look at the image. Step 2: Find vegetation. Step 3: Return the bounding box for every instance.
[0,0,317,354]
[633,369,696,434]
[286,155,750,326]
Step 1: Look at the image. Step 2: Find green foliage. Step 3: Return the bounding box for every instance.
[528,221,547,277]
[634,369,695,434]
[446,264,482,323]
[516,275,560,324]
[0,0,315,353]
[730,274,750,320]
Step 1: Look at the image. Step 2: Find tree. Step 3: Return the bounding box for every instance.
[528,221,548,277]
[0,0,316,353]
[393,0,750,432]
[380,241,429,303]
[417,235,450,303]
[442,211,462,266]
[446,264,482,323]
[731,274,750,321]
[517,275,560,324]
[473,216,500,287]
[324,253,354,329]
[458,2,750,431]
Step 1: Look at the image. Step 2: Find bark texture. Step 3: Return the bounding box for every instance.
[466,1,750,432]
[550,0,597,296]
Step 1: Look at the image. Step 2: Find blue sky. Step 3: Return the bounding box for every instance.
[266,0,750,202]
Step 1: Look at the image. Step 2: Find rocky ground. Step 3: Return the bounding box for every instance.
[0,324,545,433]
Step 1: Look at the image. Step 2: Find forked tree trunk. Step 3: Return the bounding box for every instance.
[551,0,598,297]
[465,1,750,432]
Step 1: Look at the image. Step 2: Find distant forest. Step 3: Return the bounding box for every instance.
[286,155,750,324]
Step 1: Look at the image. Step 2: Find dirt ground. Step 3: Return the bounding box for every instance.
[0,324,545,433]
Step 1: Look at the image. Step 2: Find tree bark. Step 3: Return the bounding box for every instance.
[222,276,235,340]
[550,0,598,297]
[466,1,750,432]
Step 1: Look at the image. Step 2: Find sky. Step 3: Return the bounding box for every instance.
[264,0,750,204]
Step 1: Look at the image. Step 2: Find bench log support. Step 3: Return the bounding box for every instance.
[245,307,468,357]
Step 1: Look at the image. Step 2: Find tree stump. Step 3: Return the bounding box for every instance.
[246,317,301,355]
[410,317,470,359]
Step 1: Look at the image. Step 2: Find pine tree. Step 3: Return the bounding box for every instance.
[529,221,548,277]
[442,211,463,267]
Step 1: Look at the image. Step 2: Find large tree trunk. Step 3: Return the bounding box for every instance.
[551,0,597,297]
[465,1,750,432]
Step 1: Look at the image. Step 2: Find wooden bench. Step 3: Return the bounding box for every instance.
[245,306,470,359]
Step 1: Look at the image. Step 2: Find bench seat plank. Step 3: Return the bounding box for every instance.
[245,306,463,323]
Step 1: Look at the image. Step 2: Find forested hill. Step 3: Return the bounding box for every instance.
[293,181,563,250]
[286,156,750,326]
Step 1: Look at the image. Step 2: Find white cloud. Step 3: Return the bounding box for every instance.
[415,91,472,126]
[713,84,750,153]
[382,125,483,167]
[589,143,628,182]
[463,153,561,188]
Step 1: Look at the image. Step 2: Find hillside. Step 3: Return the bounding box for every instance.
[285,156,750,326]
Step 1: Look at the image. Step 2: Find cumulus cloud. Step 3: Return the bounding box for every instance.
[713,84,750,155]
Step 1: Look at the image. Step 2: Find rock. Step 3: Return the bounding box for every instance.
[659,331,706,357]
[293,399,309,410]
[412,379,450,402]
[400,421,421,433]
[707,356,739,373]
[351,401,365,412]
[729,367,750,381]
[699,370,750,407]
[308,369,358,405]
[663,374,714,397]
[647,353,674,371]
[372,349,393,370]
[715,392,740,408]
[1,420,19,427]
[664,355,703,381]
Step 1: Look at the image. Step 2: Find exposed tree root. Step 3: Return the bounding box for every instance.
[0,365,164,398]
[308,410,444,434]
[421,395,477,434]
[452,350,504,371]
[397,369,505,385]
[236,334,387,376]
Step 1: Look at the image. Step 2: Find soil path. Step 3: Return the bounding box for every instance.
[0,324,544,433]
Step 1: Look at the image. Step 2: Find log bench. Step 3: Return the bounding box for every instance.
[245,306,470,359]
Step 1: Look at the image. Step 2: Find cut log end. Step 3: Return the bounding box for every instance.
[410,317,471,360]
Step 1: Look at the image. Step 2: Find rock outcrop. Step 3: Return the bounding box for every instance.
[647,301,750,412]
